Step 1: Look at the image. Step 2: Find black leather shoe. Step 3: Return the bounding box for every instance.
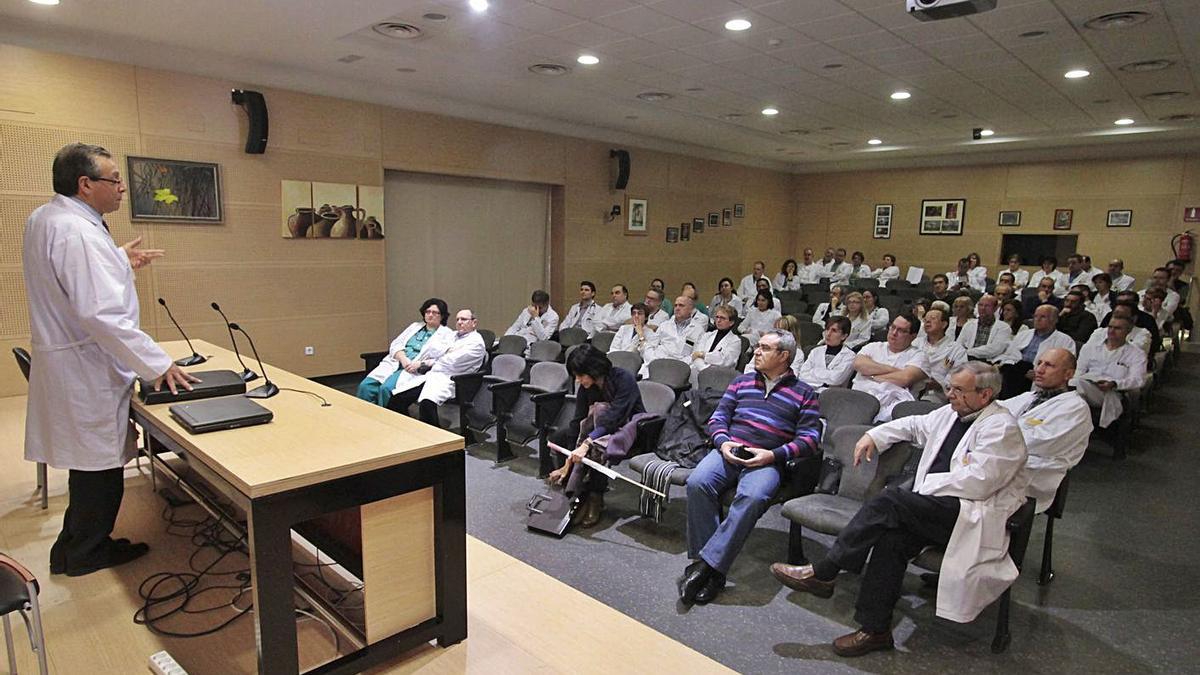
[65,542,149,577]
[693,571,726,604]
[679,561,712,604]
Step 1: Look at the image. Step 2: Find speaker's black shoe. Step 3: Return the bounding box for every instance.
[64,542,150,577]
[679,560,712,604]
[694,571,727,605]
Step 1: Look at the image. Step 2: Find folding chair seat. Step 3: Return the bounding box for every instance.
[0,553,48,675]
[527,340,562,364]
[504,362,571,460]
[556,327,589,349]
[697,366,739,394]
[451,354,525,462]
[646,358,691,395]
[607,350,644,378]
[495,334,527,356]
[817,389,880,452]
[590,331,617,353]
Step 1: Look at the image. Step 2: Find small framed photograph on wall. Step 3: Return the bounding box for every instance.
[692,217,704,234]
[627,197,648,235]
[680,222,691,241]
[1053,208,1073,230]
[707,212,719,227]
[1107,209,1132,227]
[127,156,222,222]
[873,204,892,239]
[919,198,965,236]
[998,210,1021,227]
[734,203,745,218]
[722,208,733,226]
[666,226,679,243]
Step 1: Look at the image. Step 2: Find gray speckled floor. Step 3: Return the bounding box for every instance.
[323,354,1200,673]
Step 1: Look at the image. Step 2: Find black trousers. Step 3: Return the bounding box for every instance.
[50,467,125,572]
[824,486,959,634]
[385,384,441,427]
[999,361,1035,399]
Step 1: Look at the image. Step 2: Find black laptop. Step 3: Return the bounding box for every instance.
[138,369,247,405]
[169,395,273,434]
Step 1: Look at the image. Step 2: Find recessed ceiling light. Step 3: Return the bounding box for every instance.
[529,63,571,76]
[28,0,59,5]
[1142,90,1189,101]
[396,67,417,73]
[767,38,782,47]
[1018,30,1047,39]
[1114,118,1135,125]
[822,63,843,70]
[373,22,423,39]
[979,128,995,137]
[1083,11,1152,31]
[867,138,882,145]
[577,54,599,65]
[422,12,448,22]
[468,0,488,12]
[890,91,911,100]
[1064,69,1090,79]
[761,107,779,116]
[637,91,673,101]
[1119,59,1174,73]
[724,19,752,31]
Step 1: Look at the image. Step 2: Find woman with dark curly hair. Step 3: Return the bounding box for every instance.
[356,297,452,407]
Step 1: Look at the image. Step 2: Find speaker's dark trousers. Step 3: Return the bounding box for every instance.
[823,486,960,634]
[50,467,125,571]
[386,384,441,427]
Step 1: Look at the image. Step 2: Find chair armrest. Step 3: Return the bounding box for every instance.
[0,553,36,583]
[360,350,388,375]
[670,382,691,396]
[532,390,568,430]
[487,379,525,416]
[451,371,487,405]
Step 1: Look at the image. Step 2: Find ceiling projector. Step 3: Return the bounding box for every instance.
[907,0,997,21]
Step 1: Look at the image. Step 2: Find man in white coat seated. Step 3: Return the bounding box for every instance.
[640,295,709,377]
[998,348,1092,513]
[737,260,774,299]
[357,297,454,407]
[1071,315,1147,429]
[956,294,1013,362]
[25,143,197,576]
[504,289,559,348]
[608,303,652,355]
[386,309,487,428]
[559,281,601,337]
[796,317,856,392]
[995,304,1076,399]
[851,313,930,422]
[770,362,1029,657]
[596,284,633,332]
[914,307,967,404]
[689,304,743,387]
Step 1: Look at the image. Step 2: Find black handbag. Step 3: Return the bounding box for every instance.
[525,486,577,538]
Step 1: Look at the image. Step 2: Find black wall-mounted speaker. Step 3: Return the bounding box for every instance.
[610,149,630,190]
[231,89,269,154]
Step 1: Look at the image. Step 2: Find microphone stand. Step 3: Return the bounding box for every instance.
[211,302,258,382]
[158,298,207,366]
[230,322,278,399]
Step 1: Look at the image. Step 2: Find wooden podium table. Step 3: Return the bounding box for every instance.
[130,341,467,674]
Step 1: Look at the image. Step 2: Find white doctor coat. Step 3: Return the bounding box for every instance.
[364,322,454,384]
[689,329,743,386]
[392,330,487,404]
[995,328,1076,365]
[23,195,174,471]
[796,345,855,392]
[955,319,1013,361]
[999,391,1092,513]
[866,402,1029,623]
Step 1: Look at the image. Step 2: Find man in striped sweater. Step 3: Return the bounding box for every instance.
[681,329,822,605]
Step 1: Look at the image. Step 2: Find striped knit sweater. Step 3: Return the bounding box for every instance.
[708,371,821,464]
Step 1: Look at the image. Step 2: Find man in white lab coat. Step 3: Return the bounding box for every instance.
[1072,316,1147,428]
[956,294,1013,361]
[24,143,196,576]
[504,289,559,348]
[995,304,1076,399]
[386,309,487,427]
[736,260,774,299]
[559,281,601,337]
[640,295,708,377]
[998,348,1092,513]
[771,362,1028,657]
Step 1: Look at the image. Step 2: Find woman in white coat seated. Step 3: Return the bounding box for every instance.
[744,277,781,315]
[948,295,974,342]
[797,316,856,392]
[746,315,805,375]
[689,304,743,386]
[386,309,488,427]
[812,285,846,325]
[710,277,741,318]
[966,252,988,292]
[870,254,900,288]
[609,302,651,355]
[774,258,803,291]
[1002,254,1029,290]
[848,251,872,281]
[739,291,782,343]
[841,291,874,350]
[357,297,453,407]
[861,289,890,334]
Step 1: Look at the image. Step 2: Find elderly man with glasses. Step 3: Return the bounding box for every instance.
[386,309,486,428]
[680,329,821,605]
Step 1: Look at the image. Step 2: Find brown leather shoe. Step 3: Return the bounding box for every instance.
[577,492,604,528]
[832,629,894,657]
[770,563,835,598]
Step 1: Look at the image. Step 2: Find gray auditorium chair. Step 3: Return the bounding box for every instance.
[735,335,752,371]
[697,366,739,394]
[647,359,691,395]
[777,291,806,316]
[495,334,528,356]
[504,362,571,460]
[853,278,879,290]
[477,328,497,352]
[452,353,525,462]
[0,552,48,675]
[638,379,676,418]
[607,351,643,378]
[817,388,880,451]
[891,399,939,419]
[556,327,589,348]
[12,348,47,510]
[798,322,823,352]
[591,331,617,353]
[527,339,562,364]
[1039,472,1070,586]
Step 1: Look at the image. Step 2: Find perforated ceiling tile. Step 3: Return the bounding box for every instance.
[0,123,138,194]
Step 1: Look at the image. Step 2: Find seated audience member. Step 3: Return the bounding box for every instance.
[1107,258,1136,292]
[682,329,821,604]
[948,295,974,341]
[1028,256,1062,292]
[1090,273,1116,322]
[560,281,602,337]
[1086,303,1152,356]
[817,248,837,279]
[357,297,453,407]
[738,260,774,299]
[966,252,988,292]
[946,258,973,292]
[827,248,854,286]
[1057,290,1098,343]
[999,349,1091,513]
[1167,259,1194,333]
[841,291,873,349]
[910,299,930,337]
[1073,316,1147,429]
[770,362,1028,657]
[870,254,900,288]
[749,315,805,376]
[775,258,802,291]
[682,281,708,317]
[642,295,710,374]
[642,288,670,328]
[710,277,742,316]
[956,294,1012,362]
[923,274,954,305]
[1141,287,1171,332]
[745,276,782,314]
[996,304,1076,398]
[1055,255,1093,297]
[504,289,559,346]
[798,248,824,284]
[813,285,846,325]
[1000,299,1026,339]
[862,289,890,333]
[914,306,967,404]
[609,302,651,354]
[993,282,1015,307]
[1003,254,1029,289]
[797,317,857,391]
[849,251,872,280]
[852,313,929,422]
[1101,293,1160,357]
[597,284,633,332]
[996,272,1015,290]
[650,277,665,294]
[1022,276,1061,320]
[690,304,742,386]
[387,309,487,428]
[1139,267,1180,317]
[739,291,782,343]
[549,346,649,527]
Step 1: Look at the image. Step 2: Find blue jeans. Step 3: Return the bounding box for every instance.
[356,371,402,407]
[686,448,782,575]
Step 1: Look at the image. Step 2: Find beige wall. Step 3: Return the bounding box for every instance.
[792,156,1200,282]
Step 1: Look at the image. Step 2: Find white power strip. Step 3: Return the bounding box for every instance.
[148,650,189,675]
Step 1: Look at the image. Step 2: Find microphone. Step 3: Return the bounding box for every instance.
[158,298,207,366]
[229,322,278,399]
[210,302,258,382]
